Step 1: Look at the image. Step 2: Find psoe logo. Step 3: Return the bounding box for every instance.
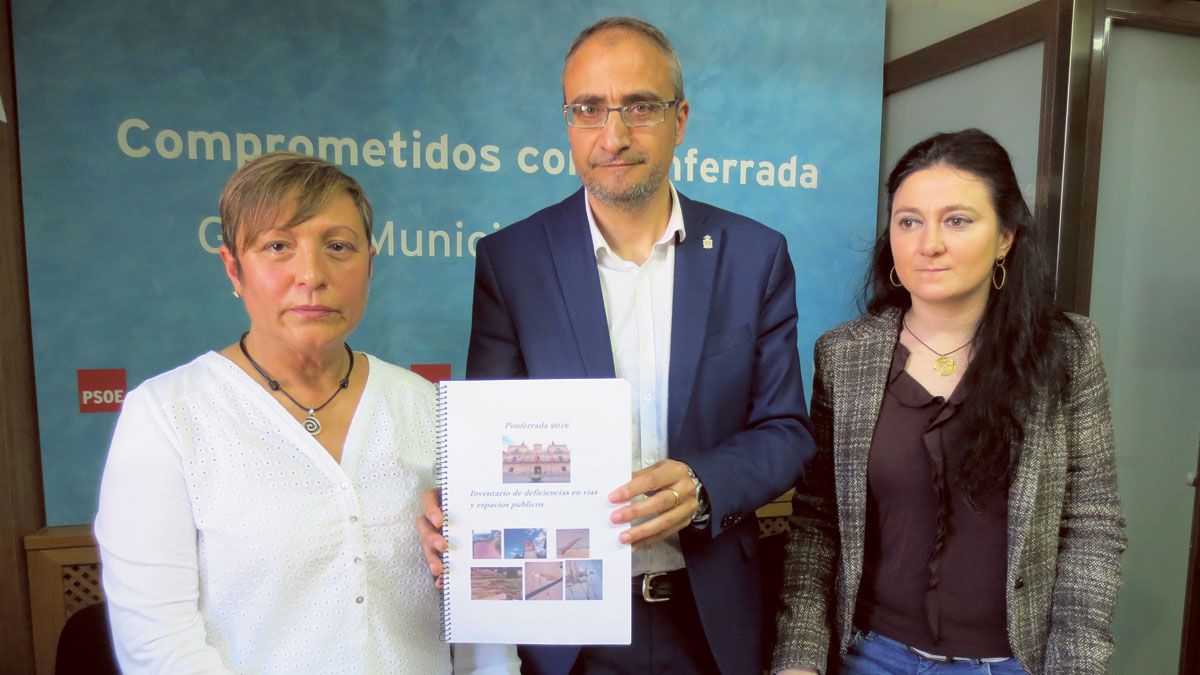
[78,369,127,413]
[410,363,451,383]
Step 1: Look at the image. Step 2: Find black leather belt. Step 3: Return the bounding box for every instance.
[632,569,687,603]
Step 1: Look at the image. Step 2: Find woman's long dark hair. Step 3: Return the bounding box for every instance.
[865,128,1075,502]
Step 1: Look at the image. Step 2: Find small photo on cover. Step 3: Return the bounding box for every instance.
[565,560,603,600]
[470,566,522,600]
[502,441,571,484]
[504,528,547,559]
[555,528,589,558]
[524,561,564,600]
[472,530,502,559]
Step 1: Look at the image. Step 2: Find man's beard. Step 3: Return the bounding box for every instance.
[583,155,669,212]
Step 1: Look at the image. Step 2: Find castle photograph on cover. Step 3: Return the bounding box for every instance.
[502,440,572,483]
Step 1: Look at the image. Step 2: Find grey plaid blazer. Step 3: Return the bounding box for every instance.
[772,309,1126,674]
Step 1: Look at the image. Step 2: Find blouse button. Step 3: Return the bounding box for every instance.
[350,516,359,523]
[354,556,363,564]
[1014,577,1025,589]
[355,595,364,604]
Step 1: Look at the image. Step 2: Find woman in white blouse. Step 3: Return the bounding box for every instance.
[95,152,517,674]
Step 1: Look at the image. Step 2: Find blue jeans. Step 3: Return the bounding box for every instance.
[839,629,1028,675]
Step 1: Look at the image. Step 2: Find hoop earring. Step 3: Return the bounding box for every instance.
[889,266,903,288]
[992,256,1007,290]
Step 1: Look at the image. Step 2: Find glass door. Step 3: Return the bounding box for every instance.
[1087,25,1200,675]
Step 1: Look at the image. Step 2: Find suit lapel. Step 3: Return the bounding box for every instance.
[545,191,615,378]
[667,196,717,454]
[1006,397,1046,583]
[835,311,898,584]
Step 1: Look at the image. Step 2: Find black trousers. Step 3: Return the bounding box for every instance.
[569,572,721,675]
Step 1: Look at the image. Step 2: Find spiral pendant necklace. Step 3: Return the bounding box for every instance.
[902,319,973,377]
[239,332,354,435]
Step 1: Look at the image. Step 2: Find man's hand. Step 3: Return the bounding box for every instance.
[608,459,698,548]
[416,488,447,588]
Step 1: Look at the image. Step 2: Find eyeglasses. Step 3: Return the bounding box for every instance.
[562,100,679,129]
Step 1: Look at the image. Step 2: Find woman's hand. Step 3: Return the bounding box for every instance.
[416,488,447,588]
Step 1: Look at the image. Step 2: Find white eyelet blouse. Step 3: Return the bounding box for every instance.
[95,352,517,674]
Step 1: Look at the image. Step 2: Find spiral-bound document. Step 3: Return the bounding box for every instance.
[437,378,632,645]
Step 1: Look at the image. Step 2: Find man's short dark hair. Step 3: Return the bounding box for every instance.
[565,16,684,100]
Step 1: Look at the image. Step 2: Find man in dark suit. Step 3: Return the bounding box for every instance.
[423,16,815,674]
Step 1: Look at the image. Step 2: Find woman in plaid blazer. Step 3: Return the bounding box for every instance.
[772,129,1126,675]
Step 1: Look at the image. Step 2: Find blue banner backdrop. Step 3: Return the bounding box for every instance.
[15,0,884,525]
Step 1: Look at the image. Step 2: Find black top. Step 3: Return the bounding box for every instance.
[854,342,1011,658]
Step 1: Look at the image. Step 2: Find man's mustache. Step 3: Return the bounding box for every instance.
[589,152,647,168]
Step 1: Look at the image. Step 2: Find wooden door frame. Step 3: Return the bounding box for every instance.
[1062,2,1200,671]
[1072,0,1200,311]
[0,0,47,673]
[1185,437,1200,675]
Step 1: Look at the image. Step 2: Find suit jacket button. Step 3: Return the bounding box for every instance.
[1014,577,1025,589]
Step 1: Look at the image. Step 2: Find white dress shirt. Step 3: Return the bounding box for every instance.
[585,183,687,576]
[95,352,517,674]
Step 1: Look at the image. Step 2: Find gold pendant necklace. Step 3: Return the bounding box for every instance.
[903,318,973,377]
[932,355,958,377]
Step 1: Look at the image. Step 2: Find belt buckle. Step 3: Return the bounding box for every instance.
[641,572,669,603]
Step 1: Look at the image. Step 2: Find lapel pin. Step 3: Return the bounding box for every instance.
[702,234,713,250]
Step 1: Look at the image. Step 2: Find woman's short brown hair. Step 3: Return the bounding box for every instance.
[219,152,373,261]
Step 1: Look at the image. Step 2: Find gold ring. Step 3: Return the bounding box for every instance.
[668,488,680,508]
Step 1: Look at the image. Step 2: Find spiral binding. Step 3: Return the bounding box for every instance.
[434,382,453,642]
